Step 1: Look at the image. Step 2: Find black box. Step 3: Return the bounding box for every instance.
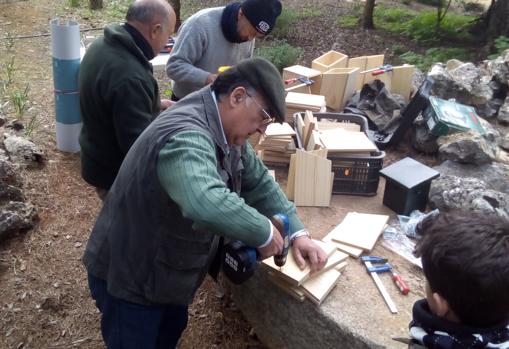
[379,157,439,215]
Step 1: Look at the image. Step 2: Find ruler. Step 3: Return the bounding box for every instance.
[365,261,398,314]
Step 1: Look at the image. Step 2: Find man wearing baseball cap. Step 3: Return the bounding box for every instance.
[166,0,282,101]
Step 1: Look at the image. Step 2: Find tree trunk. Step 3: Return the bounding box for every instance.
[362,0,376,29]
[472,0,509,41]
[89,0,103,10]
[485,0,509,39]
[167,0,182,31]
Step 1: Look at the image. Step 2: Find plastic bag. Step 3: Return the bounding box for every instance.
[398,209,439,238]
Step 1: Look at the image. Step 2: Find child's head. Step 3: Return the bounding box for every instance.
[414,210,509,327]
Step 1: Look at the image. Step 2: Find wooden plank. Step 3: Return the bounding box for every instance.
[317,120,361,132]
[295,113,305,139]
[294,150,332,207]
[329,212,390,251]
[301,268,341,305]
[262,239,337,286]
[302,110,316,149]
[319,67,359,111]
[347,56,367,91]
[322,230,364,258]
[334,261,348,272]
[282,65,322,95]
[264,122,296,137]
[286,92,326,110]
[389,64,415,101]
[319,129,377,152]
[311,50,348,73]
[267,272,305,302]
[286,153,296,200]
[285,83,312,95]
[362,54,385,86]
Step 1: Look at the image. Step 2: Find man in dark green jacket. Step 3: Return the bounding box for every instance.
[79,0,176,198]
[83,57,329,348]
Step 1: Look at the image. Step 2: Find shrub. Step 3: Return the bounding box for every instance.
[337,15,358,28]
[400,47,472,71]
[271,8,320,38]
[488,36,509,60]
[255,39,303,72]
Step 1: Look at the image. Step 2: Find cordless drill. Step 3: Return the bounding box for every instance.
[222,213,290,284]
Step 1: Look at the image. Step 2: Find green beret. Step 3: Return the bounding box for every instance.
[236,57,285,123]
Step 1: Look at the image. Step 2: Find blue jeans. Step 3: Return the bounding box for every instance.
[88,273,188,349]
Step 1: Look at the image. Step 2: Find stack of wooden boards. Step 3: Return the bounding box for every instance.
[282,51,415,124]
[285,111,378,206]
[263,239,349,305]
[263,212,388,304]
[256,122,297,164]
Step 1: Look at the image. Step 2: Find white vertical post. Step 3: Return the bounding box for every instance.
[50,19,81,153]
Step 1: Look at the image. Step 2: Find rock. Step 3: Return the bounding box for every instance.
[0,201,38,240]
[434,160,509,194]
[478,117,501,144]
[487,56,509,85]
[428,63,494,118]
[438,131,497,165]
[3,134,43,168]
[411,119,439,154]
[412,68,426,93]
[498,97,509,124]
[445,59,463,71]
[0,158,20,186]
[502,133,509,151]
[429,175,509,218]
[0,182,24,203]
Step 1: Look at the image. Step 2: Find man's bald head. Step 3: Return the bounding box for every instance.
[126,0,176,56]
[126,0,175,29]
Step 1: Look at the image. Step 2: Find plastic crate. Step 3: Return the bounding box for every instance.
[293,112,385,196]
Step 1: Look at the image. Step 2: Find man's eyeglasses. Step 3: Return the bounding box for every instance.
[246,92,274,126]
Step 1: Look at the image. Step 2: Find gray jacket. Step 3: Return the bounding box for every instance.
[83,88,244,306]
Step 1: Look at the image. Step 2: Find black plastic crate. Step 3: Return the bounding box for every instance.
[294,112,385,196]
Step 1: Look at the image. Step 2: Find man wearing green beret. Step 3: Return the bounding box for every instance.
[83,57,327,348]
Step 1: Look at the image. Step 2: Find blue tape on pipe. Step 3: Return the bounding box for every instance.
[52,58,80,90]
[55,93,81,124]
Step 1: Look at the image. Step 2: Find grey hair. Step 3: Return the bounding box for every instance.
[125,0,169,25]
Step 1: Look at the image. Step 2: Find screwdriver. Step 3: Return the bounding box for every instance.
[391,270,410,295]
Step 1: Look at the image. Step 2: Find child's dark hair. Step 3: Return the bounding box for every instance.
[414,210,509,327]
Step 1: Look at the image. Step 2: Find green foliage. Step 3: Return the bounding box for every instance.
[5,57,15,86]
[337,15,358,28]
[373,5,474,43]
[272,8,321,38]
[400,47,472,71]
[69,0,80,8]
[25,114,40,138]
[404,11,474,43]
[255,39,303,73]
[401,0,412,5]
[488,36,509,59]
[392,44,407,55]
[10,85,30,120]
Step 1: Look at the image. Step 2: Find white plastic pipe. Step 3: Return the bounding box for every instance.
[50,19,81,153]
